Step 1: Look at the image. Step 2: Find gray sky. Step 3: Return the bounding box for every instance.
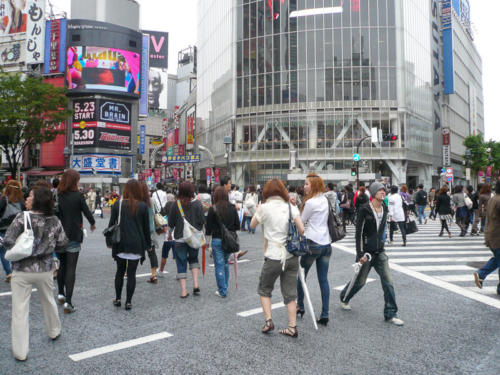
[49,0,498,141]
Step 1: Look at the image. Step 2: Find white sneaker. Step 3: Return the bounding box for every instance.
[57,294,65,305]
[340,302,352,310]
[157,270,168,278]
[215,291,226,298]
[388,317,404,326]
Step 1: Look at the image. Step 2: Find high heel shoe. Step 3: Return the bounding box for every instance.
[317,317,329,326]
[296,308,305,318]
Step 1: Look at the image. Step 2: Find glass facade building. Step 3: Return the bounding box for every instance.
[197,0,481,188]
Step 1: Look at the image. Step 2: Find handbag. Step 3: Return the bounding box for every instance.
[0,197,22,230]
[177,200,205,249]
[464,193,473,210]
[327,199,346,243]
[214,207,239,253]
[103,199,122,247]
[5,212,34,262]
[285,203,309,256]
[405,218,419,235]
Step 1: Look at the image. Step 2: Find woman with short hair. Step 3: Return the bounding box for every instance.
[251,179,304,337]
[4,187,68,361]
[55,169,95,314]
[168,181,205,298]
[435,186,453,238]
[108,179,151,310]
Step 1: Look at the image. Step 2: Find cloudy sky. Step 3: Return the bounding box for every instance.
[49,0,499,141]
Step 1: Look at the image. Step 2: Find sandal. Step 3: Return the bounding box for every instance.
[279,326,298,338]
[5,274,12,283]
[180,293,190,299]
[193,287,200,295]
[147,276,158,284]
[261,319,274,334]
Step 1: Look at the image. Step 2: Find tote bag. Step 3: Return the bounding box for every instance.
[5,212,34,262]
[177,200,205,249]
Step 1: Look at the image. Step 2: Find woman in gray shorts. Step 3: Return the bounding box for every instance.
[250,179,305,338]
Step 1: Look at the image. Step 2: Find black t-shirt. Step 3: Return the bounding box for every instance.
[415,190,428,206]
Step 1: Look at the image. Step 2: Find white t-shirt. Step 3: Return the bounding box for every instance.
[152,190,168,211]
[253,197,300,261]
[301,195,331,245]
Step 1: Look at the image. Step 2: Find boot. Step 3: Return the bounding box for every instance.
[439,230,443,237]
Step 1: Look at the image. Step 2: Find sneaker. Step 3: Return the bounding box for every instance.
[157,270,168,278]
[215,291,226,298]
[340,302,352,311]
[57,294,66,305]
[387,317,404,326]
[63,302,76,314]
[474,272,483,289]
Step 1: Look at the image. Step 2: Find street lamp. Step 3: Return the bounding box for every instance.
[223,136,232,177]
[63,147,71,169]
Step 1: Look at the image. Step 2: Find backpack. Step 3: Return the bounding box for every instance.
[214,206,239,253]
[0,197,22,231]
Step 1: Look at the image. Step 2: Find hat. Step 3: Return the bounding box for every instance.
[369,182,385,198]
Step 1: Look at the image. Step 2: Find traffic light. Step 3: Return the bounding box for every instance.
[351,167,357,177]
[382,134,398,142]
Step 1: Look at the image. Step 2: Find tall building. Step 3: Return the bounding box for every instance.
[197,0,483,189]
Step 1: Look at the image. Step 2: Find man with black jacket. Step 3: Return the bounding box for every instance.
[415,184,428,225]
[340,182,404,326]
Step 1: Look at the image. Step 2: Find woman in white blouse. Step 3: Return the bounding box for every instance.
[297,173,332,326]
[388,186,407,246]
[251,179,304,337]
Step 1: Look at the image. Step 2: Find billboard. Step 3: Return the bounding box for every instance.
[72,98,132,151]
[0,38,25,66]
[142,30,168,69]
[25,0,45,64]
[148,68,168,110]
[71,154,122,173]
[0,0,28,35]
[44,18,67,74]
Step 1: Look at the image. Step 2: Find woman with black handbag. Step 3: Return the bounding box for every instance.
[296,173,332,326]
[108,180,151,310]
[436,186,453,238]
[250,179,304,337]
[206,186,240,297]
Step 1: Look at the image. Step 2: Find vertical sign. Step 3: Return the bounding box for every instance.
[139,33,150,117]
[469,85,477,135]
[442,0,455,94]
[167,129,174,156]
[206,168,212,186]
[154,169,160,183]
[140,125,146,154]
[26,0,46,64]
[187,116,194,146]
[214,168,220,184]
[431,0,442,129]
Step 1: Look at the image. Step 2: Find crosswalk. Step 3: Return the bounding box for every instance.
[334,217,500,309]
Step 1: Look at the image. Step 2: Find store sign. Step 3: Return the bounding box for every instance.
[25,0,45,64]
[139,33,149,117]
[442,127,450,146]
[140,125,146,155]
[442,145,451,167]
[214,168,220,184]
[206,168,212,186]
[71,154,121,173]
[0,39,25,66]
[46,19,60,72]
[442,0,455,94]
[431,0,442,129]
[142,30,169,69]
[163,154,201,164]
[99,101,131,124]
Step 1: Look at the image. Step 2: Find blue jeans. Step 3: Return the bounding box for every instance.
[477,249,500,291]
[211,238,230,296]
[174,242,200,280]
[417,205,427,224]
[243,216,254,233]
[340,252,398,320]
[0,245,11,276]
[297,243,332,319]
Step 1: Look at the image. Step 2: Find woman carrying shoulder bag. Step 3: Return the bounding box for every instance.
[168,181,205,298]
[250,179,305,337]
[206,186,240,297]
[108,179,151,310]
[242,186,258,233]
[4,187,68,361]
[140,181,159,284]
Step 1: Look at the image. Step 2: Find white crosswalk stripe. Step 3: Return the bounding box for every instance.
[336,218,499,307]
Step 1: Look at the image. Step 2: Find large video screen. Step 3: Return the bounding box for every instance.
[66,46,141,97]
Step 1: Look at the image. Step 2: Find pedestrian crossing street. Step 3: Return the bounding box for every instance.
[334,217,500,309]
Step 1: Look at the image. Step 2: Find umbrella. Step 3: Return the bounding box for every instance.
[201,244,206,277]
[234,253,239,289]
[298,266,318,330]
[343,254,371,302]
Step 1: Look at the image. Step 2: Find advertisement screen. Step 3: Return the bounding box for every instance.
[0,0,28,34]
[66,46,141,97]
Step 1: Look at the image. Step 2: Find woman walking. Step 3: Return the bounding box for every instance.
[158,195,176,277]
[168,181,205,298]
[340,185,354,231]
[108,180,151,310]
[388,186,407,246]
[4,187,68,361]
[56,170,95,314]
[478,184,492,233]
[140,181,159,284]
[296,173,332,326]
[0,180,25,283]
[242,185,258,233]
[250,179,304,337]
[451,185,468,237]
[435,186,453,238]
[206,186,240,297]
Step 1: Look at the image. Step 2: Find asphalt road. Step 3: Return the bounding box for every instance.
[0,214,499,375]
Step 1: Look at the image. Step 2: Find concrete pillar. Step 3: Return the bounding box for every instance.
[308,120,317,149]
[387,160,407,186]
[235,120,244,151]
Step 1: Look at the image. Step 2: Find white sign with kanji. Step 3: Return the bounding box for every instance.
[71,154,121,173]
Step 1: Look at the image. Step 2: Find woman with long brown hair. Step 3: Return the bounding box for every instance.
[168,181,205,298]
[108,179,151,310]
[435,186,453,237]
[55,169,95,314]
[297,173,332,326]
[140,181,159,284]
[0,180,25,282]
[478,184,492,233]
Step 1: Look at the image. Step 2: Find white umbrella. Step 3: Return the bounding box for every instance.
[343,254,371,302]
[298,266,318,330]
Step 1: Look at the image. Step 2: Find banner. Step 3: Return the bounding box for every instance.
[154,169,160,183]
[140,125,146,154]
[71,154,122,173]
[26,0,45,64]
[44,18,67,74]
[206,168,212,186]
[173,168,178,180]
[163,154,201,164]
[167,129,174,156]
[142,30,169,69]
[187,116,194,145]
[214,168,220,184]
[139,33,149,117]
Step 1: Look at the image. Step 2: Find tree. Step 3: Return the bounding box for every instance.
[0,73,73,179]
[463,134,488,174]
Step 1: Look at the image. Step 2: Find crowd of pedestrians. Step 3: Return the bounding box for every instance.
[1,168,499,360]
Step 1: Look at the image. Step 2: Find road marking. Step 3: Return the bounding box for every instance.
[436,274,499,282]
[388,241,486,246]
[389,257,490,264]
[407,265,475,272]
[466,286,499,295]
[210,259,250,267]
[387,251,491,256]
[333,243,500,310]
[334,278,376,291]
[389,246,486,250]
[237,302,285,317]
[68,331,173,362]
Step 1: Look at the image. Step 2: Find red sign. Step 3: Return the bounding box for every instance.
[154,169,160,182]
[486,166,492,177]
[351,0,360,12]
[174,128,179,145]
[40,76,66,168]
[206,168,212,185]
[146,169,152,178]
[442,133,450,146]
[187,116,194,145]
[214,168,220,184]
[173,168,178,180]
[49,19,61,73]
[178,145,185,156]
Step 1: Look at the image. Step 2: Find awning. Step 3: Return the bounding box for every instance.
[26,170,64,177]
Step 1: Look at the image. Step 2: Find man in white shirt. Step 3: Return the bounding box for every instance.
[152,183,168,213]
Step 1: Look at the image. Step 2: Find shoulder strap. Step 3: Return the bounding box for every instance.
[24,211,32,231]
[177,200,185,217]
[288,202,292,223]
[118,199,123,224]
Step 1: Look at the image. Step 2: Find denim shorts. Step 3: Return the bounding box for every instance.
[258,256,299,304]
[174,242,200,279]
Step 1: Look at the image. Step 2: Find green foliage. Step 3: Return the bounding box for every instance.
[0,73,73,178]
[463,134,500,175]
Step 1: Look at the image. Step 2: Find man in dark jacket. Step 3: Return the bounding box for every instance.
[415,184,428,225]
[340,182,404,326]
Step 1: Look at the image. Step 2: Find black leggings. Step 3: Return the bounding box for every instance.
[440,219,450,234]
[57,252,80,305]
[115,257,139,303]
[147,246,158,269]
